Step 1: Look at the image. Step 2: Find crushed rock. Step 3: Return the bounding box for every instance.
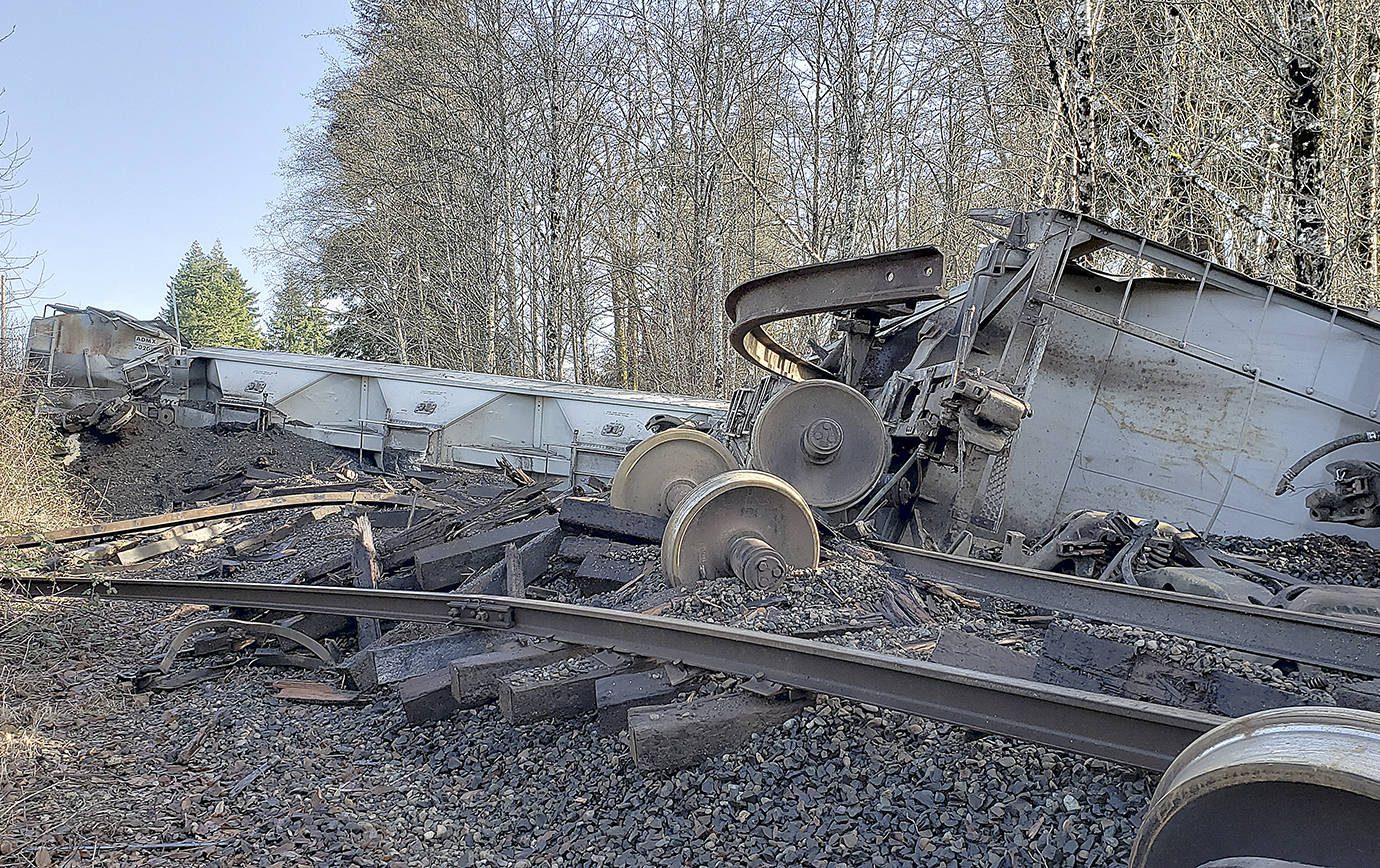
[71,415,358,518]
[1211,532,1380,588]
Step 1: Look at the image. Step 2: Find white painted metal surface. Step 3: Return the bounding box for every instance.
[180,348,726,484]
[913,211,1380,546]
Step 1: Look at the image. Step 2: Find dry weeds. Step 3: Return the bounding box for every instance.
[0,369,88,557]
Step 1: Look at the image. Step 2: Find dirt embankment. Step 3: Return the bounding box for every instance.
[71,418,355,519]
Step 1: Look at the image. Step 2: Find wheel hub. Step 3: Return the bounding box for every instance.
[749,380,889,510]
[801,418,844,463]
[661,470,819,590]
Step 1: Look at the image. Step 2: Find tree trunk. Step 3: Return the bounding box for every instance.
[1288,0,1329,297]
[1070,0,1101,214]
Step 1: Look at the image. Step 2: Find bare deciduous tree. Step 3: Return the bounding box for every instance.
[259,0,1380,397]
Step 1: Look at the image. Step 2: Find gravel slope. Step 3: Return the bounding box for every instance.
[0,595,1151,868]
[8,425,1380,867]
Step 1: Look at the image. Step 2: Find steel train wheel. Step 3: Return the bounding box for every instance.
[748,380,889,511]
[610,429,737,518]
[661,470,819,590]
[1130,707,1380,868]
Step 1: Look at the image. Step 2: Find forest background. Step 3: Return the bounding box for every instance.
[248,0,1380,399]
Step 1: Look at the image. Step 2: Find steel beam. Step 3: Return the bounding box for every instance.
[449,595,1220,770]
[6,577,1219,770]
[875,541,1380,678]
[725,247,945,380]
[0,491,436,548]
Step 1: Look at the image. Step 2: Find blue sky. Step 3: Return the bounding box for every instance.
[0,1,352,320]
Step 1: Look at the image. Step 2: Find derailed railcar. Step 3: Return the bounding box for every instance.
[721,209,1380,546]
[25,304,181,432]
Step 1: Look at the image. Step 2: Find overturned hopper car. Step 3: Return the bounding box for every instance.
[27,208,1380,547]
[26,304,181,432]
[719,208,1380,547]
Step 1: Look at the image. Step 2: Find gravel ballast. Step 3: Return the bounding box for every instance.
[8,424,1380,866]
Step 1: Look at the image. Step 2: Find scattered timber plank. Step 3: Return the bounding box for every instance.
[395,466,448,485]
[249,481,374,497]
[229,506,341,556]
[396,668,462,724]
[1335,679,1380,713]
[575,554,637,585]
[1034,623,1311,716]
[187,633,254,657]
[453,480,556,524]
[272,680,363,705]
[555,535,640,564]
[187,633,234,656]
[594,666,686,732]
[300,514,451,579]
[116,538,181,566]
[49,538,137,568]
[352,515,383,649]
[366,507,436,529]
[928,629,1038,681]
[449,641,581,709]
[504,543,525,598]
[299,554,350,582]
[1034,624,1204,709]
[113,520,244,565]
[413,514,559,591]
[183,468,247,493]
[477,495,556,530]
[459,528,564,595]
[344,630,493,689]
[557,498,667,544]
[461,483,515,500]
[4,491,439,548]
[497,456,537,486]
[455,481,560,537]
[498,652,656,725]
[1206,671,1314,717]
[628,692,809,772]
[170,523,230,546]
[378,516,462,572]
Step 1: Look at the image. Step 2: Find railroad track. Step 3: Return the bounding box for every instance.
[8,574,1215,771]
[6,574,1379,866]
[875,540,1380,679]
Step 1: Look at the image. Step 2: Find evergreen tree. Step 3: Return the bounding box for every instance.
[161,240,206,336]
[266,271,332,354]
[162,241,263,348]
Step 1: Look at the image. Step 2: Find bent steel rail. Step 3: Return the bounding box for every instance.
[725,247,945,380]
[875,540,1380,678]
[5,576,1218,770]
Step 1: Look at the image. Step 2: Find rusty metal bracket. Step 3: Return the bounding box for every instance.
[725,247,945,381]
[449,600,515,628]
[158,617,335,672]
